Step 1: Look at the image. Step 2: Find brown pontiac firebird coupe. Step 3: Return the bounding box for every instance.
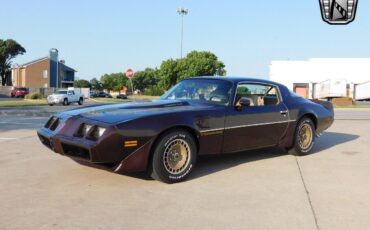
[38,77,334,183]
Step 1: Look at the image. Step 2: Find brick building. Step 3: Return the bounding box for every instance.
[11,48,76,88]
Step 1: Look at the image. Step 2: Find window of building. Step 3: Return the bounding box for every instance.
[43,70,48,78]
[60,71,65,80]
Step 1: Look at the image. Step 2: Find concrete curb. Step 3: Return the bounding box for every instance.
[0,109,54,117]
[0,105,68,117]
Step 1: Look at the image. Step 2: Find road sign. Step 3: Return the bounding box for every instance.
[126,69,134,79]
[125,69,134,94]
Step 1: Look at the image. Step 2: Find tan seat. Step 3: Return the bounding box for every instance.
[257,96,264,106]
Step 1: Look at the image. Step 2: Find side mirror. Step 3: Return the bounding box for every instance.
[239,97,251,107]
[235,97,251,110]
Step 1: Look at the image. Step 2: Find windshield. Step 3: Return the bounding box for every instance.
[160,79,233,105]
[55,91,67,94]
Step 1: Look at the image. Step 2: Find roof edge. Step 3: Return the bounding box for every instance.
[18,56,49,67]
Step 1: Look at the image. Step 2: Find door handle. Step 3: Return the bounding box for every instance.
[280,110,288,115]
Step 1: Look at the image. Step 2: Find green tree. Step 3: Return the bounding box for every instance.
[0,39,26,86]
[73,79,91,88]
[158,51,226,90]
[180,51,226,78]
[158,59,180,90]
[97,50,226,95]
[90,78,103,91]
[100,72,127,92]
[132,68,160,91]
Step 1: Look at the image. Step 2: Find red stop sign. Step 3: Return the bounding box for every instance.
[126,69,134,79]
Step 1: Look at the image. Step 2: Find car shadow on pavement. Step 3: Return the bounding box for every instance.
[189,132,359,181]
[72,159,154,181]
[311,131,359,153]
[112,148,288,182]
[189,148,286,180]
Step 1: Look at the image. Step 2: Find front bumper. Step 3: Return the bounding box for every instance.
[37,116,153,173]
[37,115,128,163]
[38,128,99,161]
[47,97,64,104]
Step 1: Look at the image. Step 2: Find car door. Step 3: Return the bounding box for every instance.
[73,91,78,101]
[222,82,289,153]
[68,90,76,102]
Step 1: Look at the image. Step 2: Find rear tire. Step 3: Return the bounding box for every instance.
[149,129,197,183]
[289,117,315,156]
[63,98,68,106]
[78,98,83,105]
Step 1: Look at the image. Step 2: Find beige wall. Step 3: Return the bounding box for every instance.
[12,68,26,86]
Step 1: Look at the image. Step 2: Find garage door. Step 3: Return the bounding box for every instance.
[295,87,308,98]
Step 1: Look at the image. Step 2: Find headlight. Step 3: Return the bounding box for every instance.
[97,127,106,137]
[76,124,106,140]
[82,124,92,135]
[91,127,106,139]
[95,127,105,138]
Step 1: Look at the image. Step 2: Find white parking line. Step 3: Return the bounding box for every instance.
[0,121,43,125]
[13,117,49,120]
[0,122,40,125]
[0,137,18,140]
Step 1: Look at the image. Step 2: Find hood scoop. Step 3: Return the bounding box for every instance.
[124,100,189,109]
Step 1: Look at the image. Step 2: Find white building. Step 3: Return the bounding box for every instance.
[269,58,370,100]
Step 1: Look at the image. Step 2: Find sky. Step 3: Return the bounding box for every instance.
[1,0,369,80]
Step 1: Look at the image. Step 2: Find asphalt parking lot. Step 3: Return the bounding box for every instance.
[0,107,370,230]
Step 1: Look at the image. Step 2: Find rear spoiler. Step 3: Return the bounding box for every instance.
[310,99,333,112]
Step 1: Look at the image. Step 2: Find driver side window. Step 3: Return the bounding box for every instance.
[235,83,280,107]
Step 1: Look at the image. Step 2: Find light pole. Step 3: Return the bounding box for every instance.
[177,7,188,58]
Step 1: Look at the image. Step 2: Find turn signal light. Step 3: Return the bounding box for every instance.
[124,140,138,147]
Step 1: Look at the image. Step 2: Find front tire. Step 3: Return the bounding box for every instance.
[63,98,68,106]
[149,129,197,183]
[289,117,315,156]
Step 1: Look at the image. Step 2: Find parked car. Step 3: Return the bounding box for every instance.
[116,94,128,99]
[89,92,98,98]
[90,92,111,98]
[38,77,334,183]
[96,92,112,98]
[47,88,84,106]
[10,87,29,98]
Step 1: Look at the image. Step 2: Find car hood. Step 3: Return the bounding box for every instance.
[62,100,219,124]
